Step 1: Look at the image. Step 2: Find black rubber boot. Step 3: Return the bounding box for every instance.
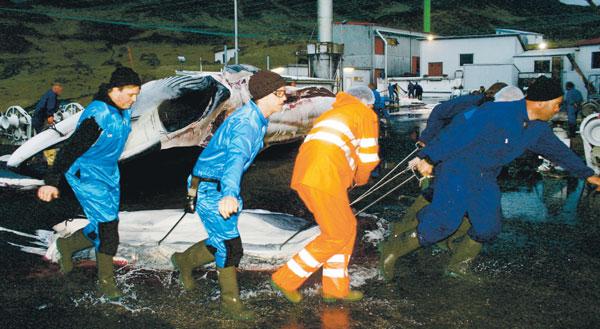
[97,252,123,300]
[379,230,420,282]
[56,229,93,274]
[171,241,215,291]
[218,267,255,321]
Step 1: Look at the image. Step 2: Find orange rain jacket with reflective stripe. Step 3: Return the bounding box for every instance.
[291,92,380,197]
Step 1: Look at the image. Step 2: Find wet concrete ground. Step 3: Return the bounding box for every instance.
[1,118,600,328]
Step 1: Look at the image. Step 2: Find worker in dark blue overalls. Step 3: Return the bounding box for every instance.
[380,77,600,282]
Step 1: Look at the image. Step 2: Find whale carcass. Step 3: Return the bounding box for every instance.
[0,209,321,271]
[7,65,335,168]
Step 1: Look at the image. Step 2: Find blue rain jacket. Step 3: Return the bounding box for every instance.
[65,100,131,249]
[191,100,268,267]
[561,88,583,125]
[419,94,483,145]
[372,89,385,111]
[416,99,594,245]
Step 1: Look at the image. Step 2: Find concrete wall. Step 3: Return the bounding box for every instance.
[342,69,371,89]
[463,64,519,90]
[333,24,423,85]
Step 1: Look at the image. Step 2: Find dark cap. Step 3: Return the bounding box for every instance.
[248,71,285,100]
[109,67,141,88]
[525,76,563,101]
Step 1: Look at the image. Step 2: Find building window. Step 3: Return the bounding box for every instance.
[459,53,474,66]
[593,52,600,69]
[534,60,550,73]
[428,62,443,76]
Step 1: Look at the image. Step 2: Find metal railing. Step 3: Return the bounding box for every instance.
[0,102,84,144]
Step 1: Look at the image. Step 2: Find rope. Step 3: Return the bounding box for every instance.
[351,147,419,205]
[354,173,417,216]
[350,167,412,206]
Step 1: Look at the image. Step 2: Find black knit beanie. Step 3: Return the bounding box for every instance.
[248,71,285,100]
[109,67,141,88]
[525,76,563,101]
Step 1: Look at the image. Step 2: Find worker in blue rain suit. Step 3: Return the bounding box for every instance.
[380,76,600,282]
[170,71,286,320]
[370,83,390,120]
[562,81,583,137]
[37,67,141,300]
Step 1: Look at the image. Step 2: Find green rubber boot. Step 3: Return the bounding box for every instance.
[446,218,472,251]
[270,279,303,304]
[56,229,93,274]
[379,230,421,282]
[171,241,215,291]
[97,252,123,300]
[446,235,482,281]
[390,195,429,237]
[218,267,255,321]
[323,290,364,303]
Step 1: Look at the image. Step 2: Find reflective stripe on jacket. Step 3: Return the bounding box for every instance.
[291,92,380,196]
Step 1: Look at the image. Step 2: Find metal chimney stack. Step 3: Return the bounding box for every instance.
[318,0,332,42]
[308,0,343,80]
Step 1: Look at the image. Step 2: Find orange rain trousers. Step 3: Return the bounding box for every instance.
[272,184,357,298]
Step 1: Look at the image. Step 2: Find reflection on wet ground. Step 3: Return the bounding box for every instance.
[1,117,599,328]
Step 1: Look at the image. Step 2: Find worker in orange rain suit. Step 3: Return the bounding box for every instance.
[271,85,380,303]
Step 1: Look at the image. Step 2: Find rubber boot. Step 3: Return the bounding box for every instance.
[171,241,215,291]
[446,235,482,281]
[379,230,420,282]
[390,195,428,237]
[97,252,123,300]
[56,229,93,274]
[446,217,471,251]
[323,290,363,303]
[270,279,303,304]
[218,267,255,321]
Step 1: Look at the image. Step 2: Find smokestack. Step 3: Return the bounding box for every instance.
[318,0,332,42]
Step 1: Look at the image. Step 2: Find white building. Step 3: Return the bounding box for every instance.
[331,22,426,90]
[513,38,600,99]
[419,34,525,81]
[495,28,545,47]
[391,31,599,100]
[214,49,238,64]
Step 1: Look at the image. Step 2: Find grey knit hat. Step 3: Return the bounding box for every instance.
[248,71,285,100]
